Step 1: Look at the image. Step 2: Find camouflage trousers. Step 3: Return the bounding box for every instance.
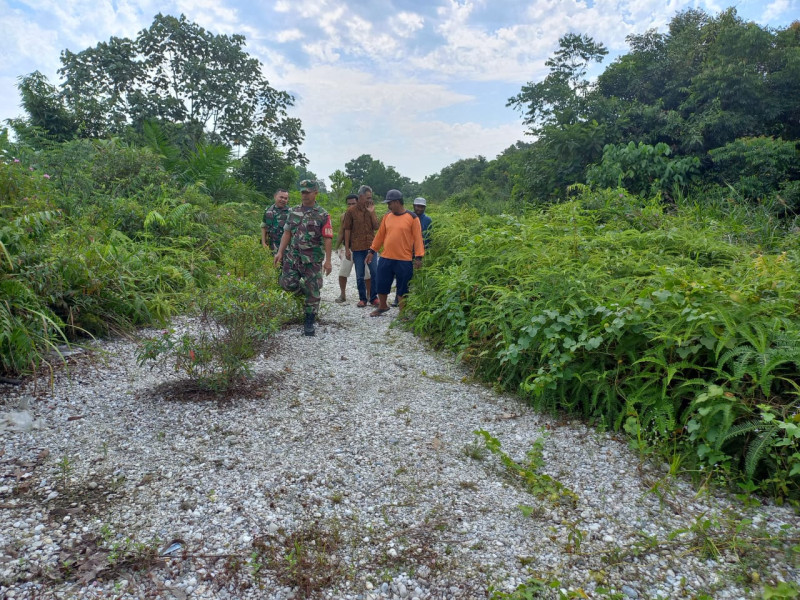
[280,258,323,315]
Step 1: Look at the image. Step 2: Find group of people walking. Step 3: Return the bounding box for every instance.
[261,180,431,336]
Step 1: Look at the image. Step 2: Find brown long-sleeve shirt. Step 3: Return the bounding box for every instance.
[341,206,379,251]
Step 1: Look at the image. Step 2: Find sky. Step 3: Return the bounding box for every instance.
[0,1,797,184]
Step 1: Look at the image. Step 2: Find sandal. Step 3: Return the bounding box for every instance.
[357,300,367,307]
[370,308,391,317]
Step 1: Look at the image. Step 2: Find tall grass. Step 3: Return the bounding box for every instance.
[0,137,273,378]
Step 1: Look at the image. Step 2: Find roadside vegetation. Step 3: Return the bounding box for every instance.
[406,8,800,504]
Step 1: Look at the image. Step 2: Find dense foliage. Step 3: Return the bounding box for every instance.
[407,190,800,501]
[0,134,293,378]
[483,8,800,205]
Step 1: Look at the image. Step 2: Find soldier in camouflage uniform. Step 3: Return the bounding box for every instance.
[274,180,333,336]
[261,189,290,253]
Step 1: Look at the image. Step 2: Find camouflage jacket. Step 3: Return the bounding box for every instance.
[284,203,333,264]
[262,204,290,251]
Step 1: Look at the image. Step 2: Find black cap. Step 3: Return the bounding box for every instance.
[383,189,403,203]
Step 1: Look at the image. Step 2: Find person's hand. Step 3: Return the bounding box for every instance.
[413,257,422,269]
[273,251,282,267]
[366,201,375,213]
[365,253,373,265]
[345,248,352,260]
[261,240,268,249]
[323,260,332,275]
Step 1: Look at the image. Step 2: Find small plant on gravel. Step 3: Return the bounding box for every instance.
[564,520,585,554]
[762,581,800,599]
[56,454,73,491]
[252,519,345,598]
[135,274,290,393]
[474,429,578,506]
[463,438,488,461]
[488,577,548,599]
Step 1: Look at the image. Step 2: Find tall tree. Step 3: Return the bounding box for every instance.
[328,169,354,204]
[508,33,608,135]
[11,72,78,145]
[237,134,297,196]
[56,13,304,160]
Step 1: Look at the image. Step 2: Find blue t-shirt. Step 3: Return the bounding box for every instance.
[418,213,432,248]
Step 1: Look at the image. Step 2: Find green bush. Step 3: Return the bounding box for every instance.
[708,137,800,203]
[407,190,800,501]
[586,141,701,198]
[136,273,292,392]
[0,135,266,376]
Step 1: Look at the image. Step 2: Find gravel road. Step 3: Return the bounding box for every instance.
[1,256,799,599]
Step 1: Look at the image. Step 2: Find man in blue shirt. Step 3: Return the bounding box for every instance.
[413,197,432,250]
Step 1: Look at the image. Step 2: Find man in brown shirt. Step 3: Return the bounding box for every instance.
[342,185,380,306]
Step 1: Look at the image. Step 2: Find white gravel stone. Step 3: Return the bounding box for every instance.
[0,253,798,599]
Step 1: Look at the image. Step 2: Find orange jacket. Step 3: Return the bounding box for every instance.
[370,211,425,261]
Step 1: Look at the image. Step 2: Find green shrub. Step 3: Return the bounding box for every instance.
[136,273,292,392]
[0,139,258,375]
[407,190,800,501]
[708,137,800,203]
[586,141,701,198]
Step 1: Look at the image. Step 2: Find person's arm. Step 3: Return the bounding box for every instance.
[323,237,333,275]
[366,217,387,264]
[261,226,268,248]
[341,211,353,259]
[344,230,352,260]
[274,229,291,266]
[321,214,333,275]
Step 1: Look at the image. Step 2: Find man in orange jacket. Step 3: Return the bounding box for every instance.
[365,189,424,317]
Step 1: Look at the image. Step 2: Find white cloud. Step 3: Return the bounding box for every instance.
[0,11,61,72]
[390,11,425,36]
[275,28,303,43]
[762,0,794,23]
[276,64,472,124]
[268,62,512,181]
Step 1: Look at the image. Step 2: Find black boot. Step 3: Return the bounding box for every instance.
[303,312,316,336]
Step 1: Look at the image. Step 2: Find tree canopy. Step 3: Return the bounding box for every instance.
[13,13,304,163]
[344,154,418,199]
[500,8,800,202]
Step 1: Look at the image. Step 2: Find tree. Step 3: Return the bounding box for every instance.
[421,157,489,201]
[508,33,608,134]
[56,13,304,160]
[328,169,353,205]
[343,154,416,198]
[10,72,78,145]
[506,9,800,204]
[237,134,297,196]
